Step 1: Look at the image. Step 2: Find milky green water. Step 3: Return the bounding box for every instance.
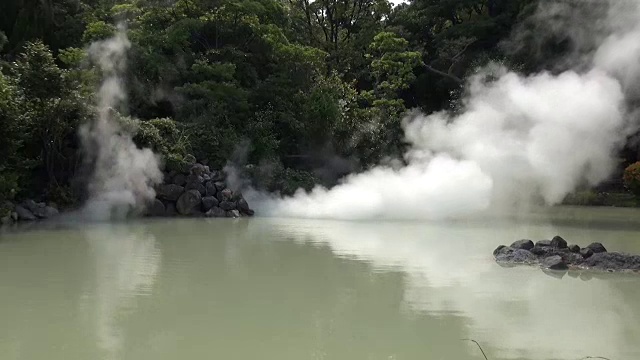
[2,206,640,360]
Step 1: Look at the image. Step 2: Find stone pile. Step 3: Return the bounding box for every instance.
[494,236,640,272]
[151,163,254,218]
[1,199,59,225]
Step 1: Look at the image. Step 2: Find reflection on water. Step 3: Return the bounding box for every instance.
[1,209,640,360]
[245,216,640,360]
[83,225,161,360]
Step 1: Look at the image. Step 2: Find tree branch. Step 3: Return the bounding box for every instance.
[425,65,463,84]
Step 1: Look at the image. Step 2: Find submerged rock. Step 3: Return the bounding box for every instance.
[541,255,568,270]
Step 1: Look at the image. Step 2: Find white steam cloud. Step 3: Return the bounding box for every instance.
[79,26,163,221]
[252,1,639,220]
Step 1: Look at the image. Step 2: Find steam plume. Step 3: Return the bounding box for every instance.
[79,26,162,221]
[251,1,638,220]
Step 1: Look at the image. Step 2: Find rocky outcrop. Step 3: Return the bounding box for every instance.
[1,199,60,226]
[148,161,254,218]
[494,236,640,273]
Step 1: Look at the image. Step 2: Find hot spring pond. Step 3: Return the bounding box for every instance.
[2,206,640,360]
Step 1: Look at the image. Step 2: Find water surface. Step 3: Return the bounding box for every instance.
[2,206,640,360]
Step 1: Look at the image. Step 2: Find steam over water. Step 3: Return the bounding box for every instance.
[251,0,640,220]
[79,27,162,221]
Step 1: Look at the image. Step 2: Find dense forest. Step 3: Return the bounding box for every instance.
[3,0,628,209]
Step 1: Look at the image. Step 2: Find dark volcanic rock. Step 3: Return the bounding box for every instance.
[205,207,226,218]
[165,202,178,216]
[176,190,202,215]
[586,242,607,253]
[237,198,251,213]
[172,173,186,186]
[541,255,568,270]
[214,181,226,192]
[219,201,236,211]
[582,252,640,271]
[217,189,233,202]
[226,209,241,218]
[15,205,36,221]
[568,244,581,253]
[495,248,535,264]
[205,181,217,197]
[157,184,184,201]
[550,236,568,249]
[202,196,219,211]
[493,245,512,257]
[186,182,206,196]
[580,248,594,259]
[32,205,59,219]
[536,240,551,247]
[510,239,534,250]
[149,199,165,217]
[190,164,206,176]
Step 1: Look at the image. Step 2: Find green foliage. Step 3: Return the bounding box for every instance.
[624,162,640,196]
[0,0,568,200]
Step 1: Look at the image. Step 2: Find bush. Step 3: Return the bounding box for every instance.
[623,162,640,195]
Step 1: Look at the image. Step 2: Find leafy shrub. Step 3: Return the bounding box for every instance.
[624,162,640,195]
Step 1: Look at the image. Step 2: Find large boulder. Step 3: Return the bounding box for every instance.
[15,205,37,221]
[156,184,185,201]
[202,196,219,211]
[176,190,202,215]
[186,182,206,196]
[510,239,534,250]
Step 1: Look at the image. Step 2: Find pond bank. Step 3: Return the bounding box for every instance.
[1,162,254,226]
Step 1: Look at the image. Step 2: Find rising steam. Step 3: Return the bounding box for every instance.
[79,26,162,221]
[251,0,638,220]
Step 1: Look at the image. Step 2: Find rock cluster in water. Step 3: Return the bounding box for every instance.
[151,162,254,218]
[494,236,640,272]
